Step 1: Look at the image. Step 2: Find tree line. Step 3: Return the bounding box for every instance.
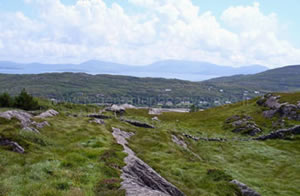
[0,89,40,110]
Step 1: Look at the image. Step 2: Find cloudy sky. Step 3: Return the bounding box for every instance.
[0,0,300,68]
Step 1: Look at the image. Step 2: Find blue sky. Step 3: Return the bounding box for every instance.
[0,0,300,67]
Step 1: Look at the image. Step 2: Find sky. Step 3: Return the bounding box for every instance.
[0,0,300,68]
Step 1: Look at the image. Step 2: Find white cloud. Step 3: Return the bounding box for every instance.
[0,0,299,67]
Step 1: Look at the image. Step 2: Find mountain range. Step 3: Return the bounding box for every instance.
[0,60,268,81]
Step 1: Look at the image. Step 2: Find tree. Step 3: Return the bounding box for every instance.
[0,93,13,107]
[14,89,39,110]
[189,104,198,113]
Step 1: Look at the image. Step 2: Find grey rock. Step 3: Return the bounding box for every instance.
[263,110,277,118]
[231,180,260,196]
[254,125,300,141]
[89,118,105,125]
[183,133,227,142]
[0,139,25,154]
[36,109,59,118]
[121,119,155,129]
[152,116,159,121]
[112,127,185,196]
[106,105,126,114]
[226,115,262,136]
[149,108,162,115]
[0,110,32,127]
[171,135,187,149]
[32,121,50,129]
[87,114,112,119]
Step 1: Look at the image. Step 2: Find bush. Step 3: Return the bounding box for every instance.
[14,89,40,110]
[0,93,13,107]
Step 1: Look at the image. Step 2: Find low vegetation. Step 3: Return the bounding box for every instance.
[0,92,300,195]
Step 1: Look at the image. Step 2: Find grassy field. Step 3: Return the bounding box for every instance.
[1,93,300,196]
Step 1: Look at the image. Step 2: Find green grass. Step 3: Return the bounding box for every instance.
[1,93,300,196]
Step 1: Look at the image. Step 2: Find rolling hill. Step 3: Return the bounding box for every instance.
[0,65,299,107]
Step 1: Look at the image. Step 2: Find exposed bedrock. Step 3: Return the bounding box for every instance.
[121,119,155,129]
[112,127,185,196]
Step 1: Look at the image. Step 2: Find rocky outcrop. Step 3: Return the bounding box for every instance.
[257,94,300,120]
[112,127,185,196]
[183,133,227,142]
[121,119,155,129]
[152,116,159,121]
[254,125,300,141]
[171,135,187,149]
[106,105,126,114]
[36,109,59,118]
[225,115,262,136]
[0,139,25,154]
[87,113,112,119]
[89,118,105,125]
[0,110,40,133]
[230,180,261,196]
[149,108,163,115]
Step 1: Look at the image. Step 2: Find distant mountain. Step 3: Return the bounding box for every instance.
[205,64,300,92]
[0,60,268,81]
[0,64,299,107]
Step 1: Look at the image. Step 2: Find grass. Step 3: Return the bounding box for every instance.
[1,93,300,195]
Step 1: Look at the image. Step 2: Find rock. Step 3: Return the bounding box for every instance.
[0,110,32,127]
[152,116,159,121]
[89,118,105,125]
[36,109,59,118]
[22,126,40,133]
[112,128,185,196]
[0,139,25,154]
[262,110,277,118]
[87,114,112,119]
[32,121,50,129]
[121,119,155,129]
[149,108,162,115]
[171,135,187,149]
[120,104,136,109]
[231,180,260,196]
[254,125,300,141]
[106,105,126,114]
[258,94,300,120]
[225,115,262,136]
[183,133,227,142]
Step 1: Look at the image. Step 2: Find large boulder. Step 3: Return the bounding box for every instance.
[106,105,126,114]
[258,94,300,120]
[36,109,59,118]
[230,180,261,196]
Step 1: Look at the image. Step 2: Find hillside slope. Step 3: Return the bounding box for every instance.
[1,92,300,195]
[0,65,300,107]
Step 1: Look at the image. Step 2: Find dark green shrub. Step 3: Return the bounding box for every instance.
[14,89,40,110]
[0,93,13,107]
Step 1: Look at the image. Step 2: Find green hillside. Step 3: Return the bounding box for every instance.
[1,92,300,195]
[0,65,300,107]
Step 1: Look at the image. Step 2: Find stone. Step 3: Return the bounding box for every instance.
[171,135,187,149]
[149,108,162,115]
[89,118,105,125]
[121,119,155,129]
[120,104,136,109]
[254,125,300,141]
[112,128,185,196]
[87,114,112,119]
[32,121,50,129]
[0,139,25,154]
[152,116,159,121]
[36,109,59,118]
[0,110,32,127]
[107,105,126,114]
[225,115,262,136]
[231,180,261,196]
